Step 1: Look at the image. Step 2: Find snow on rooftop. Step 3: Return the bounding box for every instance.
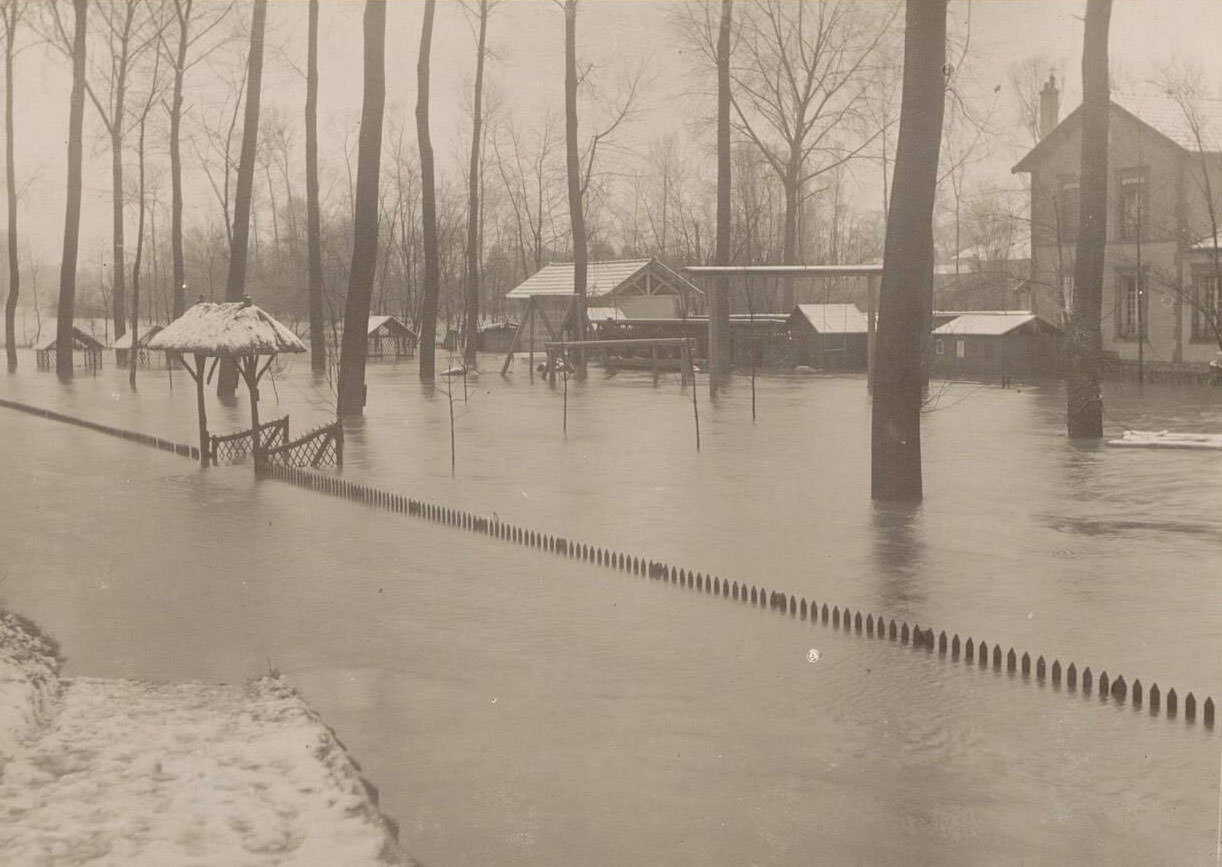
[148,301,306,357]
[933,311,1044,336]
[792,304,870,334]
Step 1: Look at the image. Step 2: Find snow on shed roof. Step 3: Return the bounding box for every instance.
[933,311,1055,336]
[367,315,417,338]
[111,325,162,350]
[506,258,701,299]
[148,301,306,357]
[33,327,105,351]
[792,304,870,334]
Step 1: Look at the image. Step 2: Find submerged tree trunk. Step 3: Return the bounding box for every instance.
[169,0,190,319]
[306,0,325,373]
[417,0,440,381]
[462,0,489,368]
[56,0,87,380]
[218,0,267,397]
[563,0,587,374]
[337,0,386,416]
[709,0,732,385]
[130,105,149,390]
[1066,0,1111,438]
[870,0,947,502]
[3,0,21,372]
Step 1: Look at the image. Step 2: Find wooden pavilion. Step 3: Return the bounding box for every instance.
[112,325,165,368]
[149,300,306,469]
[366,315,418,360]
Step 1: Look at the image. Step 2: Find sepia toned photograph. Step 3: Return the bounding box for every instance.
[1,0,1221,863]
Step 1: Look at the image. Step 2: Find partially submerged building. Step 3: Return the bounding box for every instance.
[365,315,417,360]
[34,327,105,371]
[931,311,1062,380]
[788,304,870,370]
[112,325,165,368]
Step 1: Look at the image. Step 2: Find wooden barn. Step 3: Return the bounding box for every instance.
[366,315,417,360]
[477,321,519,353]
[788,304,870,370]
[931,311,1062,380]
[34,327,105,371]
[505,258,703,351]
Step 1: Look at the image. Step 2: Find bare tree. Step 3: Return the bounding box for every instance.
[2,0,27,371]
[129,43,163,388]
[563,0,587,371]
[493,112,561,280]
[305,0,324,371]
[731,0,894,307]
[337,0,385,416]
[712,0,732,381]
[461,0,494,368]
[163,0,233,319]
[55,0,87,379]
[417,0,440,381]
[1066,0,1110,439]
[870,0,947,501]
[218,0,267,397]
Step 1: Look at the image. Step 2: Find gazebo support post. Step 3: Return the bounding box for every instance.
[182,352,210,467]
[239,353,266,475]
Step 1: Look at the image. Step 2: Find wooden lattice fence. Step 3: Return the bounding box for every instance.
[209,415,289,465]
[266,420,343,468]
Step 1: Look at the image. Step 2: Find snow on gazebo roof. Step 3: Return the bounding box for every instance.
[111,325,163,350]
[148,301,306,358]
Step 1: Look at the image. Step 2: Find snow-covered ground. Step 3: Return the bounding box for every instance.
[0,611,403,865]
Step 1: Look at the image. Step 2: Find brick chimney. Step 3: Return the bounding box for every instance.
[1039,73,1060,139]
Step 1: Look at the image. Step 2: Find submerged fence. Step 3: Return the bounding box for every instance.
[0,397,199,460]
[210,415,290,465]
[269,463,1216,732]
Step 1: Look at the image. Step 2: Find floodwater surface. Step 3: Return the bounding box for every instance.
[2,351,1221,865]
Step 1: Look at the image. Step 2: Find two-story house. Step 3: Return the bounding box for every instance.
[1013,75,1222,367]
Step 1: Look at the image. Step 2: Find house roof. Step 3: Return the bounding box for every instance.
[148,301,306,357]
[933,311,1058,336]
[367,315,417,339]
[34,327,105,351]
[790,304,870,334]
[505,258,702,300]
[586,306,628,321]
[1013,93,1222,173]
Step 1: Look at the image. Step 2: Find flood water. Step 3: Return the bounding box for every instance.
[3,350,1222,864]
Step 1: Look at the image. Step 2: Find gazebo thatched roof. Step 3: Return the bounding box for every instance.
[148,301,306,358]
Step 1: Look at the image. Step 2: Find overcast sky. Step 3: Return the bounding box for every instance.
[9,0,1222,268]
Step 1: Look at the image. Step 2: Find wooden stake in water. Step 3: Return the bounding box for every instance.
[448,375,456,477]
[562,359,568,435]
[686,339,701,452]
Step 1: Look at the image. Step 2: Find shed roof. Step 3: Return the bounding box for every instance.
[791,304,870,334]
[111,325,163,350]
[34,327,106,351]
[932,311,1058,336]
[367,315,417,339]
[148,301,306,357]
[506,258,702,300]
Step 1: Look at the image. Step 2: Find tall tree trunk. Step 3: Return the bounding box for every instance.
[709,0,732,384]
[306,0,324,373]
[781,152,800,309]
[337,0,386,416]
[462,0,489,368]
[169,0,189,318]
[1067,0,1111,438]
[870,0,947,502]
[56,0,87,380]
[564,0,587,374]
[130,103,149,390]
[3,2,19,372]
[416,0,439,381]
[110,128,126,341]
[218,0,267,397]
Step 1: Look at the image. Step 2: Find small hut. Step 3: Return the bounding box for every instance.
[366,315,417,360]
[34,327,105,371]
[788,304,870,370]
[477,320,519,353]
[149,300,306,469]
[931,311,1062,380]
[112,325,165,368]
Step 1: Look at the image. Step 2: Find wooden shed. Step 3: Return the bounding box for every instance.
[931,311,1062,380]
[366,315,417,360]
[788,304,870,370]
[113,325,165,368]
[34,327,105,371]
[477,321,519,354]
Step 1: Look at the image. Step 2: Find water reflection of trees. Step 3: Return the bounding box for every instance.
[870,502,926,611]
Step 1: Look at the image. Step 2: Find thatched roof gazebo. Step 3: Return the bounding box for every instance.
[149,300,306,468]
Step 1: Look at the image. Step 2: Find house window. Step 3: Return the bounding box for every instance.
[1116,169,1147,242]
[955,339,966,358]
[935,338,945,356]
[1058,180,1080,239]
[1115,271,1147,339]
[1061,272,1075,314]
[1192,272,1222,342]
